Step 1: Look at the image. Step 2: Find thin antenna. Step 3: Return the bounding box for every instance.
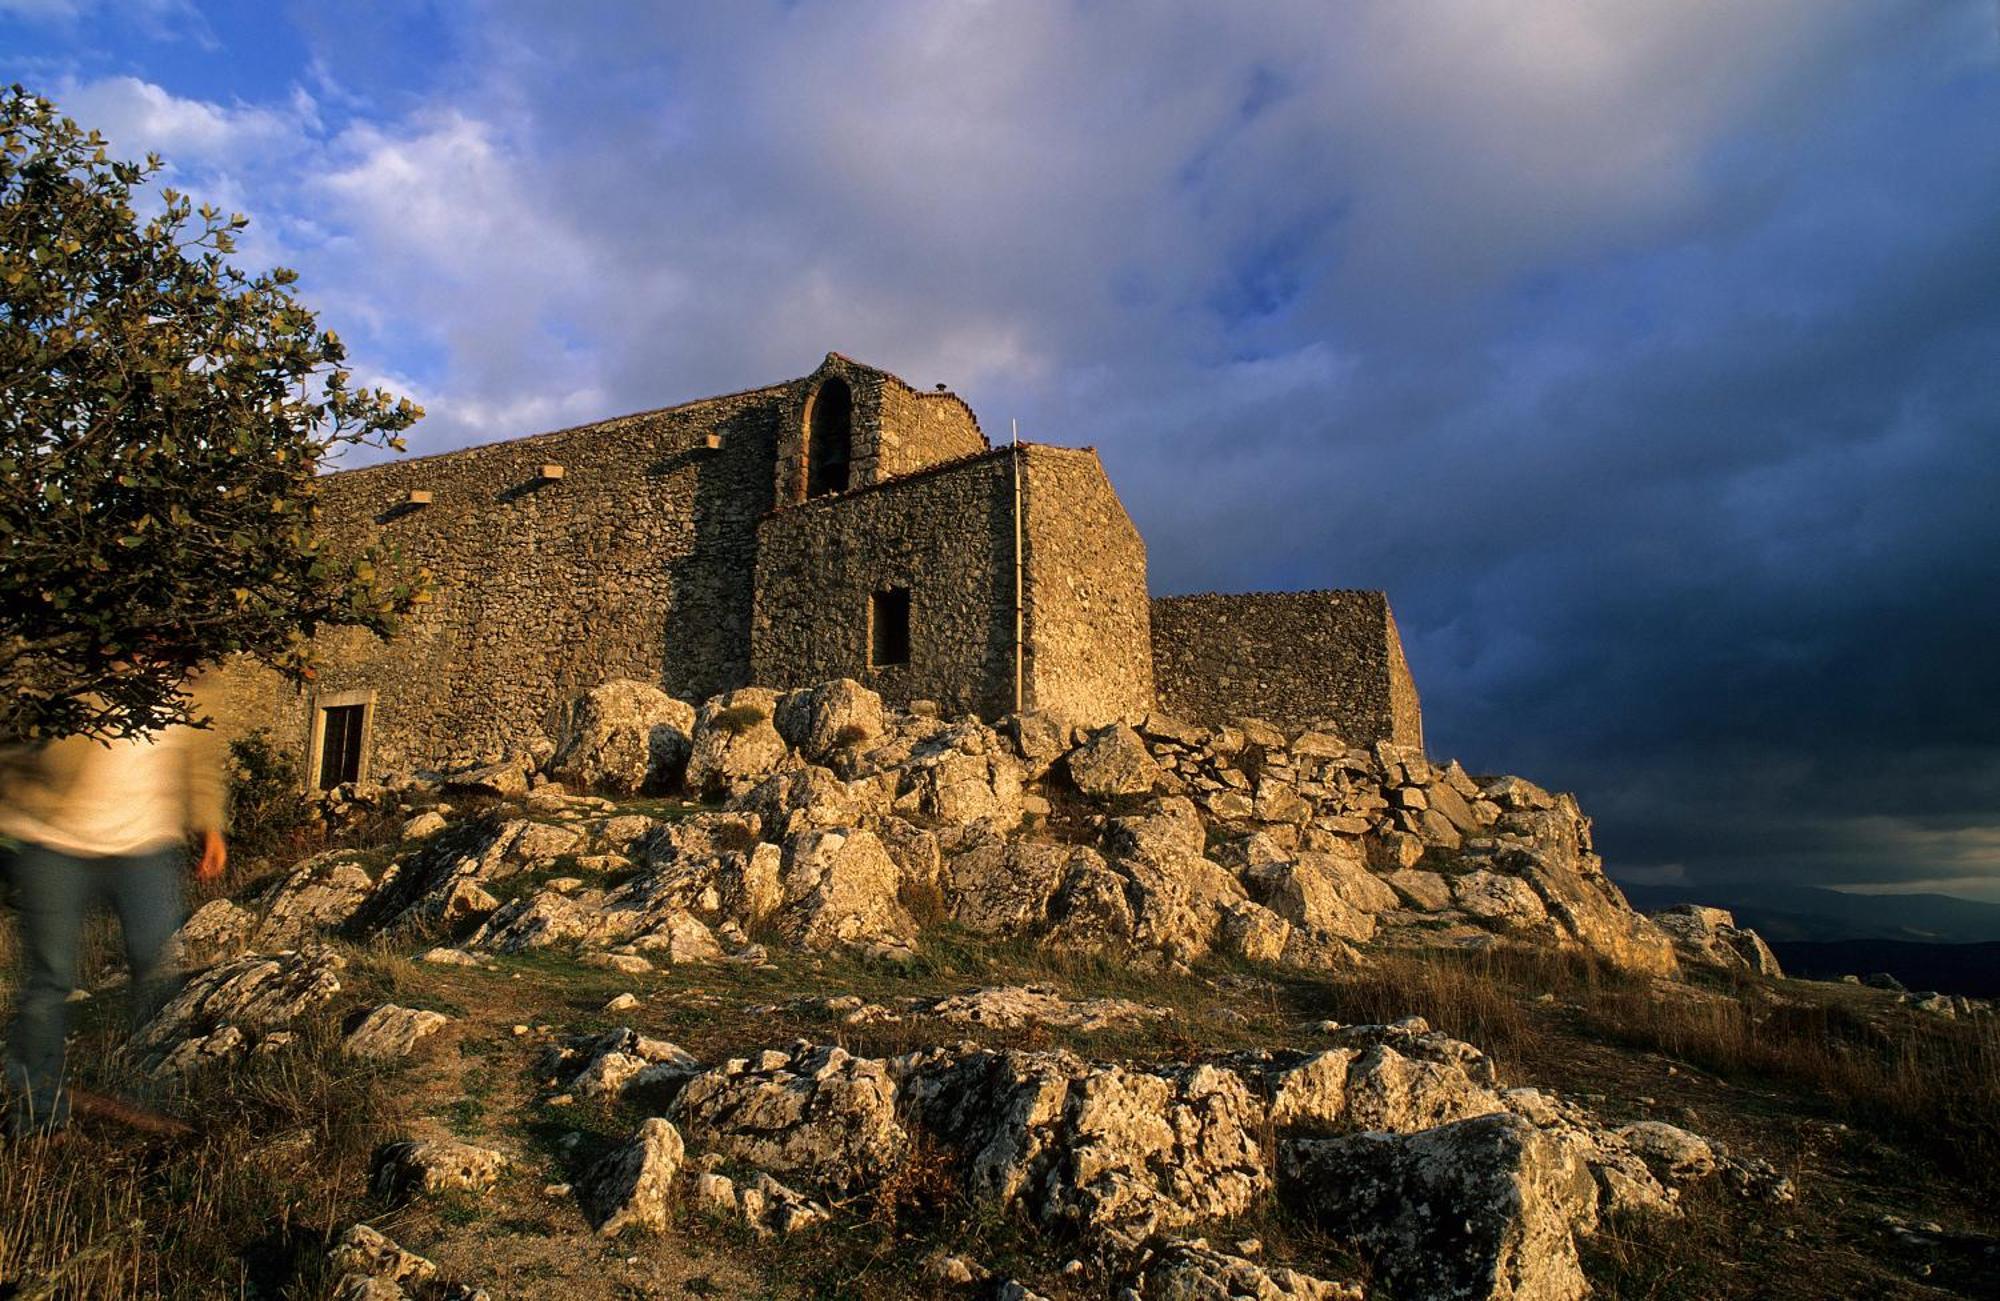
[1011,418,1018,446]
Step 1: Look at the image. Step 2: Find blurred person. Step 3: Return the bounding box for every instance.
[0,668,227,1135]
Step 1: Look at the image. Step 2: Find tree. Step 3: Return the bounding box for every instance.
[0,85,429,743]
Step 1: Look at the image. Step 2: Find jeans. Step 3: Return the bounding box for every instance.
[3,841,187,1132]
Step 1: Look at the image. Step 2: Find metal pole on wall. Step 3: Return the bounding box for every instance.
[1012,419,1025,715]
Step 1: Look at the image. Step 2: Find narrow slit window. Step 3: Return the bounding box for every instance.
[870,588,911,667]
[317,704,367,790]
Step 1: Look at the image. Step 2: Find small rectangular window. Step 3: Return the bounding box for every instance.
[870,588,911,667]
[318,704,367,790]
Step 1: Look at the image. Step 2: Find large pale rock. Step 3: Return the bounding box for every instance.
[945,839,1073,936]
[583,1117,685,1236]
[248,851,376,949]
[1281,1112,1597,1301]
[924,986,1170,1033]
[777,678,885,762]
[544,1027,701,1101]
[1006,708,1073,782]
[893,721,1024,827]
[1451,871,1552,933]
[328,1225,437,1290]
[1065,723,1163,799]
[135,948,346,1074]
[173,899,254,966]
[775,828,916,952]
[549,679,696,796]
[373,1137,507,1198]
[672,1043,909,1194]
[1242,860,1375,944]
[904,1048,1268,1245]
[343,1004,450,1060]
[735,766,888,838]
[1649,905,1784,978]
[686,688,790,798]
[1496,801,1679,978]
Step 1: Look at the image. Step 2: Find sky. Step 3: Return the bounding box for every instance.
[5,1,1999,904]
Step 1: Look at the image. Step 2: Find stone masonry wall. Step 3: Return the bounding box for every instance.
[207,384,793,775]
[1019,446,1155,726]
[774,354,988,505]
[751,451,1019,719]
[1149,590,1423,748]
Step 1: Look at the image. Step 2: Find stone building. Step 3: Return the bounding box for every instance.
[207,354,1421,789]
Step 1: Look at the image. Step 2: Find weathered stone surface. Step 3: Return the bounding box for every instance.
[1616,1121,1719,1183]
[1650,905,1784,978]
[136,948,346,1074]
[923,986,1170,1033]
[774,828,916,952]
[1066,724,1163,798]
[1382,868,1453,911]
[549,679,697,796]
[686,688,790,798]
[544,1027,701,1101]
[443,757,531,800]
[249,852,376,949]
[173,898,254,966]
[1281,1112,1596,1301]
[779,678,886,762]
[1242,860,1375,944]
[1136,1240,1363,1300]
[373,1137,508,1199]
[1217,900,1293,963]
[1451,871,1551,933]
[1007,708,1074,782]
[672,1043,910,1194]
[583,1117,685,1236]
[904,1048,1268,1244]
[690,1167,831,1237]
[401,810,449,840]
[344,1004,451,1060]
[329,1224,437,1290]
[945,839,1073,936]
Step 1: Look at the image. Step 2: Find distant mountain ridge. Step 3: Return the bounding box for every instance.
[1613,880,2000,944]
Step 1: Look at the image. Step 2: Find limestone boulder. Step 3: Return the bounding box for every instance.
[944,838,1074,936]
[372,1137,507,1199]
[686,688,791,798]
[328,1225,438,1293]
[776,678,885,762]
[672,1043,910,1194]
[1136,1240,1363,1300]
[1006,708,1074,782]
[1043,850,1139,951]
[1065,723,1163,799]
[903,1048,1268,1246]
[1451,871,1552,934]
[690,1168,831,1237]
[774,828,916,952]
[1649,905,1784,978]
[247,851,377,949]
[544,1027,701,1102]
[442,756,532,800]
[1280,1112,1597,1301]
[343,1004,451,1060]
[1217,900,1293,963]
[172,899,254,966]
[135,948,346,1074]
[583,1117,685,1236]
[1241,860,1376,945]
[549,679,697,796]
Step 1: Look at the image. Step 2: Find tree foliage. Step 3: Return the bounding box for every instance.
[0,85,428,742]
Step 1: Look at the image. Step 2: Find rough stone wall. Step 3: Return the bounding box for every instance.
[1019,446,1155,726]
[1149,590,1423,748]
[751,451,1019,719]
[206,386,790,774]
[879,382,987,479]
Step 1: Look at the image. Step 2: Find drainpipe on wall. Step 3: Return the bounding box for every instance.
[1011,420,1025,714]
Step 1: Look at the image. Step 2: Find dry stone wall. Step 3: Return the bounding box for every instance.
[212,384,793,774]
[751,451,1020,719]
[774,354,988,506]
[1020,446,1155,725]
[1151,591,1422,747]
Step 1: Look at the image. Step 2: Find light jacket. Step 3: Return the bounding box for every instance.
[0,676,228,858]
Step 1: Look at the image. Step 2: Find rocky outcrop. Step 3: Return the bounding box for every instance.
[1066,723,1163,798]
[1281,1112,1597,1301]
[671,1043,909,1195]
[343,1004,451,1060]
[1650,905,1784,978]
[135,948,347,1075]
[373,1138,508,1199]
[686,688,791,798]
[582,1117,685,1236]
[547,678,696,796]
[1134,1239,1364,1300]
